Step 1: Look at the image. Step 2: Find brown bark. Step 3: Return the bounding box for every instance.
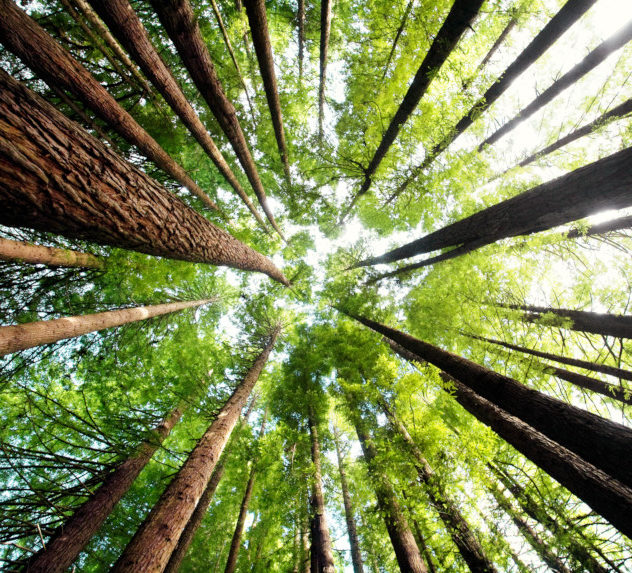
[87,0,268,232]
[0,299,212,357]
[0,0,219,212]
[0,237,103,269]
[356,145,632,268]
[24,404,186,573]
[346,312,632,489]
[112,327,279,572]
[318,0,332,141]
[0,70,288,285]
[409,514,438,573]
[244,0,291,182]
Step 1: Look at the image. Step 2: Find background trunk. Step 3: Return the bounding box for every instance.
[0,237,103,269]
[318,0,332,141]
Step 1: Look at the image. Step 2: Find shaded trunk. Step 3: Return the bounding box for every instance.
[244,0,291,183]
[380,0,415,82]
[345,312,632,489]
[112,328,279,572]
[318,0,332,141]
[409,515,437,573]
[24,404,185,573]
[0,299,212,357]
[0,0,219,211]
[389,0,598,201]
[150,0,284,237]
[0,70,288,285]
[0,237,103,269]
[356,145,632,268]
[87,0,268,232]
[566,214,632,239]
[298,0,305,80]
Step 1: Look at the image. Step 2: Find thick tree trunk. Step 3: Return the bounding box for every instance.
[318,0,332,141]
[298,0,305,80]
[112,328,279,572]
[389,0,598,201]
[24,404,185,573]
[356,145,632,268]
[380,400,497,573]
[0,237,103,269]
[0,0,219,212]
[87,0,268,232]
[380,0,415,82]
[0,299,212,357]
[308,405,336,573]
[0,70,288,285]
[244,0,291,183]
[480,21,632,150]
[150,0,284,237]
[332,427,364,573]
[346,312,632,489]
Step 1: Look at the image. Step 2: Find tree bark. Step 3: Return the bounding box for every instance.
[112,327,279,572]
[0,299,212,357]
[318,0,332,141]
[244,0,291,183]
[298,0,305,80]
[87,0,268,232]
[24,404,186,573]
[150,0,284,238]
[380,0,415,82]
[0,70,288,285]
[346,312,632,489]
[0,237,103,269]
[0,0,219,212]
[566,213,632,239]
[356,145,632,268]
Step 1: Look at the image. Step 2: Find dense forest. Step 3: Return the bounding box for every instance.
[1,0,632,570]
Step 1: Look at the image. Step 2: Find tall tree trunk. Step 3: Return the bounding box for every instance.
[0,0,220,212]
[243,0,291,183]
[408,512,438,573]
[112,327,279,572]
[566,213,632,239]
[24,404,186,573]
[307,405,336,573]
[0,237,103,269]
[298,0,305,80]
[0,70,288,285]
[345,312,632,489]
[150,0,284,238]
[332,426,364,573]
[87,0,268,232]
[380,0,415,82]
[355,145,632,268]
[380,399,497,573]
[0,299,212,357]
[389,0,598,201]
[318,0,332,141]
[480,21,632,150]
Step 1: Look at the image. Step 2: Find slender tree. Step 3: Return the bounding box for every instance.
[0,70,288,285]
[298,0,306,80]
[0,237,103,270]
[318,0,332,141]
[380,0,415,82]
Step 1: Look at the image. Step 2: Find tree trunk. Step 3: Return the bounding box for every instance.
[150,0,284,238]
[0,70,288,285]
[0,237,103,269]
[0,0,219,212]
[356,145,632,268]
[389,0,598,201]
[380,399,497,573]
[298,0,305,80]
[24,404,186,573]
[332,427,364,573]
[87,0,268,232]
[566,213,632,239]
[318,0,332,141]
[308,405,336,573]
[346,312,632,489]
[243,0,291,183]
[0,298,212,357]
[380,0,415,82]
[112,327,279,572]
[408,513,437,573]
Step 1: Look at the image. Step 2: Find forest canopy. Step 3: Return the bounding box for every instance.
[1,0,632,571]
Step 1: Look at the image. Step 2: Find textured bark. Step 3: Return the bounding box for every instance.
[112,328,279,572]
[308,405,336,573]
[389,0,598,201]
[244,0,291,182]
[356,145,632,268]
[409,514,437,573]
[87,0,268,231]
[333,427,364,573]
[318,0,332,141]
[0,237,103,269]
[0,70,288,285]
[0,299,211,357]
[24,405,185,573]
[480,21,632,150]
[381,400,497,573]
[150,0,284,237]
[0,0,219,211]
[298,0,305,80]
[380,0,415,82]
[346,312,632,489]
